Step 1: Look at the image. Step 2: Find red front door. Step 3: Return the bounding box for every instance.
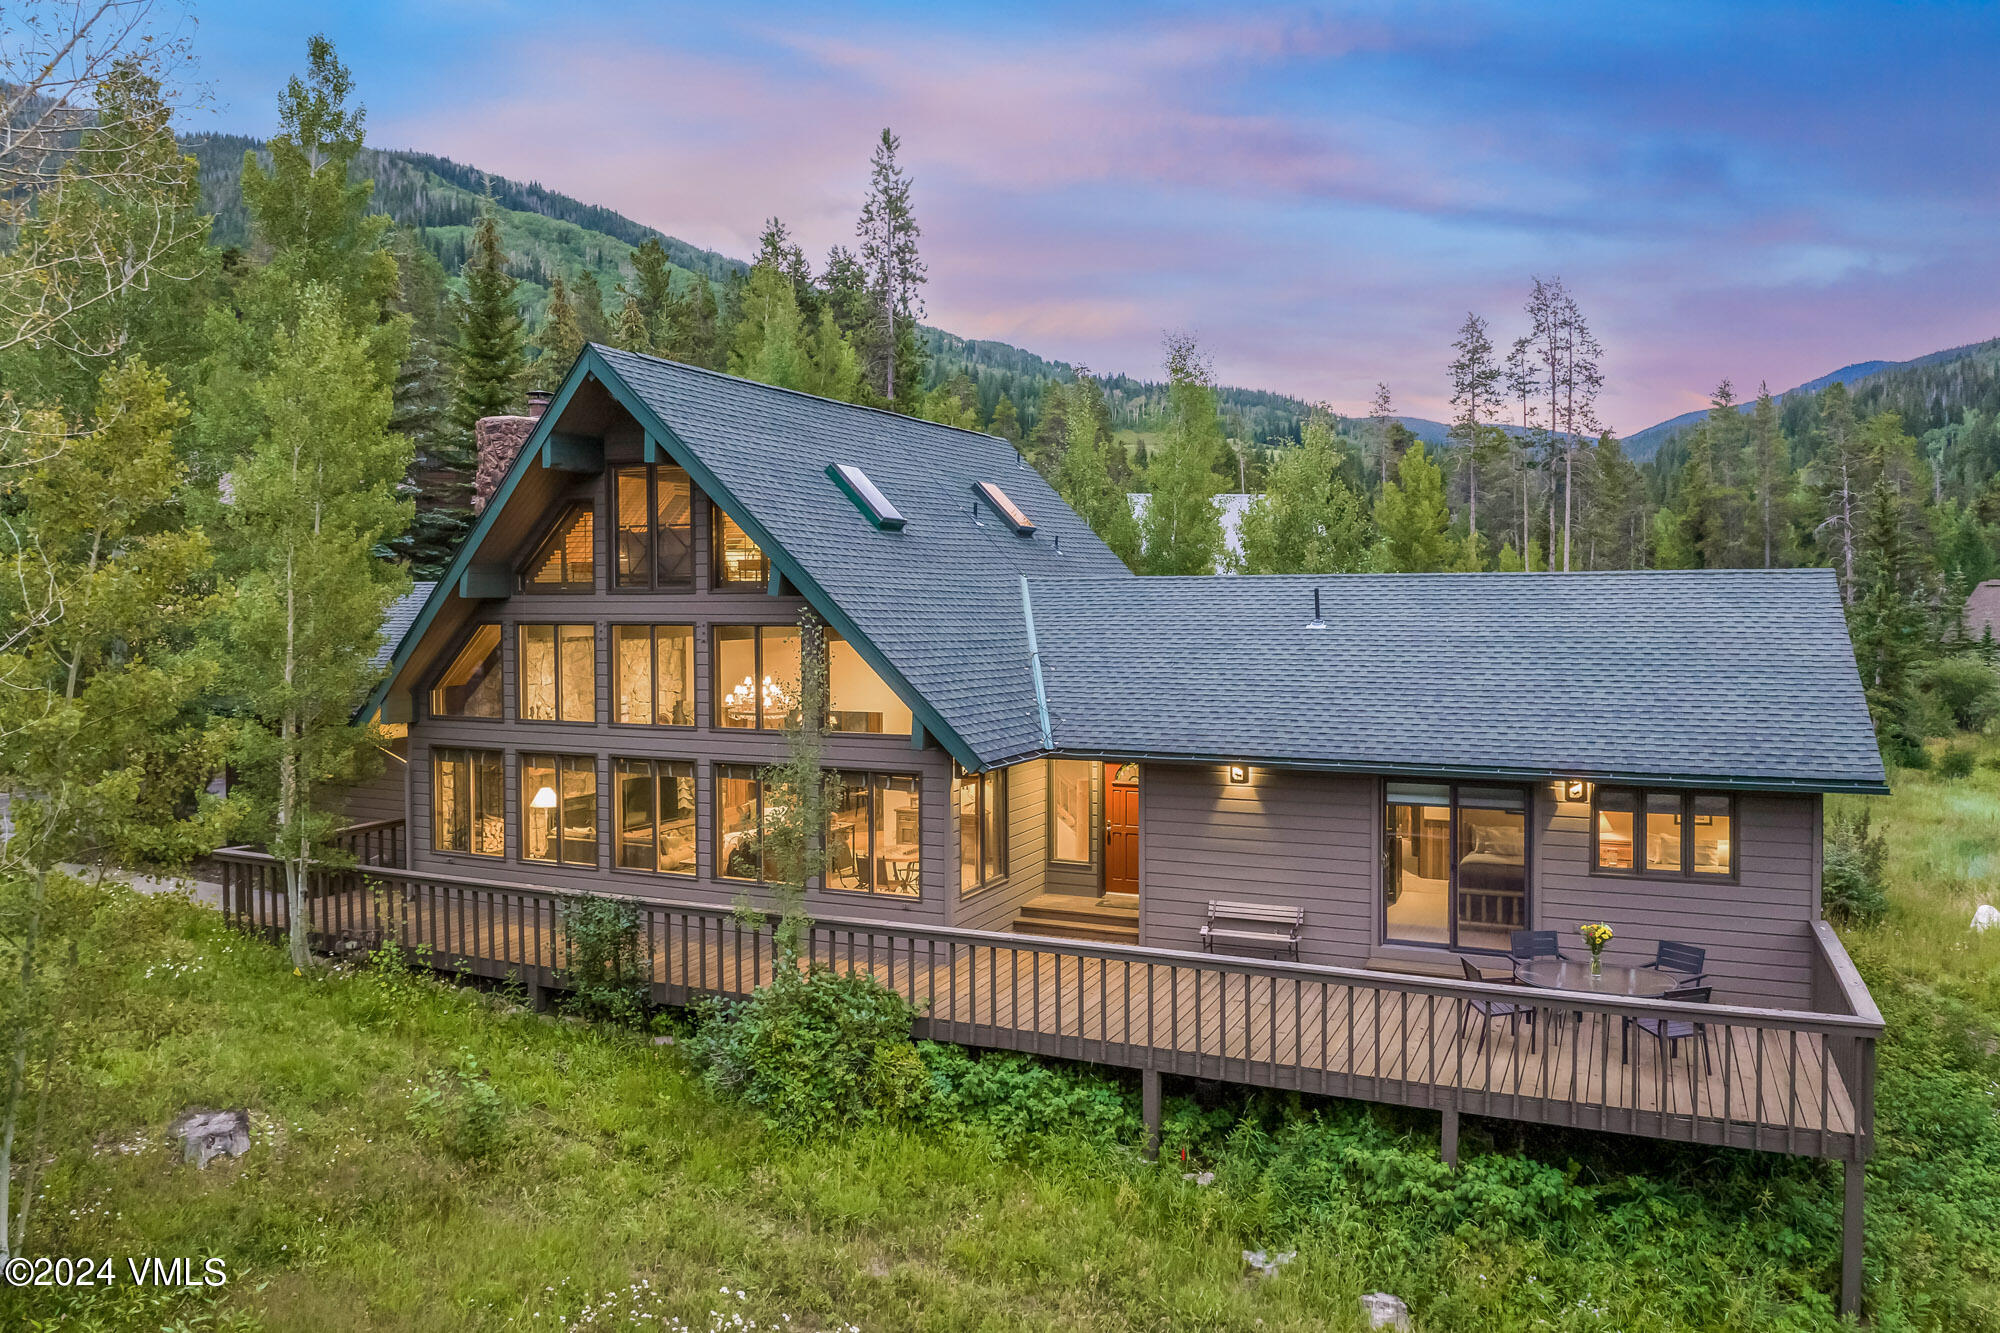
[1103,763,1139,896]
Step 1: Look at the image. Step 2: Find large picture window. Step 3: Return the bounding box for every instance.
[520,623,596,723]
[613,624,694,726]
[1047,759,1095,866]
[613,465,695,589]
[1593,788,1734,878]
[521,753,598,865]
[713,624,802,730]
[826,630,913,735]
[1382,783,1526,952]
[432,748,504,856]
[522,504,595,591]
[957,769,1007,895]
[828,772,922,897]
[716,763,767,881]
[614,757,696,875]
[713,505,768,588]
[430,624,502,718]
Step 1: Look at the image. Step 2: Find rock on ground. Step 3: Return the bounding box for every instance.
[170,1108,251,1169]
[1360,1291,1411,1330]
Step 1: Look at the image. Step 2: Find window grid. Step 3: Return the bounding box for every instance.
[958,769,1007,896]
[519,623,597,724]
[1590,788,1736,880]
[431,747,504,857]
[520,753,598,866]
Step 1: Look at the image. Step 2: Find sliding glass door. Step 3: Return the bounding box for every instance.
[1383,782,1528,952]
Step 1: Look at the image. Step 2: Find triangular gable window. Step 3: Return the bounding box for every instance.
[523,504,596,591]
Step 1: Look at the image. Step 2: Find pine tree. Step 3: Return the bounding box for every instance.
[855,129,925,404]
[450,212,526,427]
[729,262,807,390]
[1674,382,1749,569]
[1447,312,1502,541]
[1052,373,1141,568]
[388,226,468,576]
[613,287,652,354]
[1367,382,1400,491]
[662,272,723,370]
[989,394,1022,442]
[798,310,865,403]
[1237,411,1370,574]
[755,217,819,323]
[1748,382,1784,567]
[533,274,586,391]
[570,268,610,345]
[221,283,413,971]
[1137,334,1226,575]
[631,237,674,341]
[1814,382,1866,601]
[1373,443,1462,572]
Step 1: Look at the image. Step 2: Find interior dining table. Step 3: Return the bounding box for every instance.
[1515,957,1681,997]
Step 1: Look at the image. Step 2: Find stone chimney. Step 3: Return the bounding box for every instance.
[472,395,552,513]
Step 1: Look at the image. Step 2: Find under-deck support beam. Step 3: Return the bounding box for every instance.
[1142,1068,1161,1161]
[1842,1158,1865,1318]
[1441,1107,1460,1168]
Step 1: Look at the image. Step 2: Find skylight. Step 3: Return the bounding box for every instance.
[828,464,906,530]
[974,480,1035,534]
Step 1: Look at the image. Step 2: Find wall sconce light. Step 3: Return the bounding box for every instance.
[1227,764,1251,785]
[1563,779,1589,802]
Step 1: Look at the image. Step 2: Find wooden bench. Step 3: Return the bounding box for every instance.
[1200,900,1304,960]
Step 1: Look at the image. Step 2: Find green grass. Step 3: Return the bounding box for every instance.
[7,753,1999,1332]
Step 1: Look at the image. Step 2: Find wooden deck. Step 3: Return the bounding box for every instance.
[216,849,1879,1165]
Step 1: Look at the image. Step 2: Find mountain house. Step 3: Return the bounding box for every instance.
[216,345,1886,1314]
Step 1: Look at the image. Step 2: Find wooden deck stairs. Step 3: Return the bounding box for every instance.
[1011,893,1139,945]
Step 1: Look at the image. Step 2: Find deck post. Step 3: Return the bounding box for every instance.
[1141,1068,1161,1161]
[1440,1107,1460,1169]
[1841,1158,1864,1318]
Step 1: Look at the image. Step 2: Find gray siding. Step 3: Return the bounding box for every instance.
[1535,786,1819,1008]
[950,761,1047,931]
[1139,764,1379,966]
[340,738,408,825]
[1138,768,1823,1008]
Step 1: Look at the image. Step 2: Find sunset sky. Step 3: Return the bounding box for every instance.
[190,1,2000,433]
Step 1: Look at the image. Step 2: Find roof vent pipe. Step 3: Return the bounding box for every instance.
[1306,587,1326,630]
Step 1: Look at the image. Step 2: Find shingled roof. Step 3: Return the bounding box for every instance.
[371,348,1885,792]
[1025,569,1887,791]
[593,346,1131,768]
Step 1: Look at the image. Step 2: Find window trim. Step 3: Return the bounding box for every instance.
[610,622,696,729]
[425,621,505,722]
[430,746,505,858]
[609,464,696,593]
[517,622,598,725]
[712,623,801,731]
[957,768,1009,898]
[1045,757,1098,869]
[518,751,600,867]
[610,754,698,879]
[825,770,924,899]
[1380,780,1532,955]
[711,501,769,590]
[714,762,766,883]
[1589,787,1738,882]
[518,502,597,594]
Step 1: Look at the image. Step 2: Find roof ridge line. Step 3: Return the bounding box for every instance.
[590,343,1020,447]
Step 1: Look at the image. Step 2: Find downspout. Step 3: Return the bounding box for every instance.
[1020,576,1053,752]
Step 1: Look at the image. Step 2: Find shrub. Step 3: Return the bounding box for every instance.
[559,896,648,1024]
[917,1045,1139,1154]
[687,966,922,1138]
[1913,655,2000,731]
[407,1048,507,1161]
[1823,807,1890,927]
[1937,744,1977,779]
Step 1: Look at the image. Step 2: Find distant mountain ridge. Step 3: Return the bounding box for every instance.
[1622,339,2000,458]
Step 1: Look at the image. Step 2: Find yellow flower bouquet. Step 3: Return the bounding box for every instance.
[1578,922,1614,975]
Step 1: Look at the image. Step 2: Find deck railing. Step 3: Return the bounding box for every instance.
[330,818,406,869]
[212,848,1878,1164]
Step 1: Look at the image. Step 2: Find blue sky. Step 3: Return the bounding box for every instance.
[185,1,2000,432]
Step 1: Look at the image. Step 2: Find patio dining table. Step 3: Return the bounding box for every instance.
[1514,956,1681,998]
